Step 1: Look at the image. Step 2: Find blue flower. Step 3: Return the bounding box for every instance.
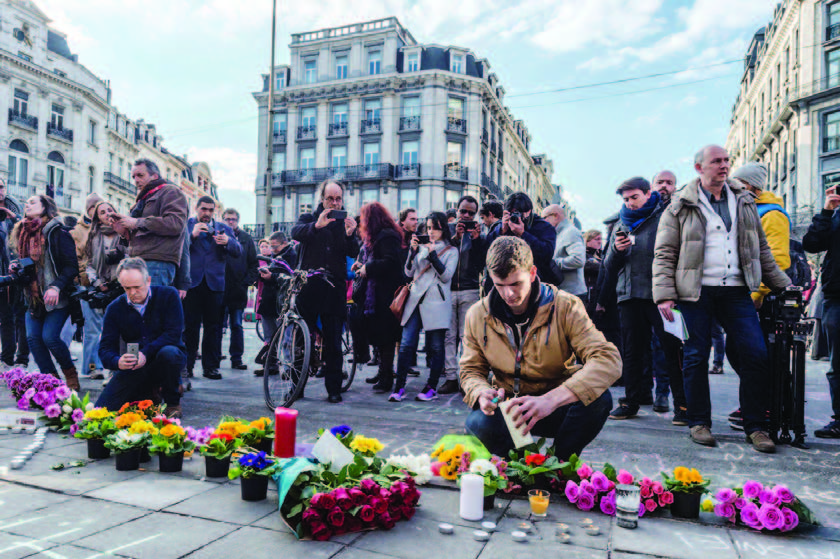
[330,424,352,438]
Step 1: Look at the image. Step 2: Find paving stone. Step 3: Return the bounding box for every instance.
[1,453,146,496]
[72,512,238,559]
[478,536,606,559]
[611,554,666,559]
[20,544,135,558]
[332,549,401,559]
[164,483,278,524]
[0,498,149,545]
[0,531,58,559]
[185,525,342,559]
[729,527,840,559]
[351,516,485,559]
[499,498,611,551]
[84,474,218,509]
[412,486,509,527]
[612,517,738,559]
[0,484,72,521]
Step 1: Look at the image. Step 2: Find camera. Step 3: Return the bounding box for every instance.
[257,255,293,275]
[509,212,522,225]
[104,246,125,266]
[765,286,808,325]
[0,258,35,289]
[70,282,125,310]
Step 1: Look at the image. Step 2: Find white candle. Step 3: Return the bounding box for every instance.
[459,473,484,521]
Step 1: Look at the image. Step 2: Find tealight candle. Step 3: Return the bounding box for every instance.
[10,458,24,469]
[555,523,570,534]
[517,522,533,533]
[585,525,600,536]
[578,517,593,526]
[438,523,454,535]
[511,530,528,542]
[556,533,571,544]
[473,530,490,542]
[481,521,497,532]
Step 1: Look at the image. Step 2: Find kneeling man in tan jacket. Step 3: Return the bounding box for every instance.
[460,236,621,459]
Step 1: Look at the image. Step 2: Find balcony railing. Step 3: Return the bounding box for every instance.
[297,125,317,141]
[481,129,489,145]
[45,185,68,209]
[5,180,32,201]
[399,116,421,132]
[444,164,468,181]
[491,139,497,153]
[446,117,467,134]
[396,163,421,178]
[828,23,840,41]
[824,136,840,152]
[360,118,382,134]
[243,221,296,240]
[498,149,504,163]
[328,122,349,137]
[8,109,37,131]
[47,123,73,142]
[273,130,287,144]
[103,172,135,194]
[481,172,502,199]
[277,164,396,185]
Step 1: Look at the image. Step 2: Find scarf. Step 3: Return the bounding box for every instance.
[16,217,47,309]
[620,190,660,229]
[88,227,120,283]
[130,178,167,219]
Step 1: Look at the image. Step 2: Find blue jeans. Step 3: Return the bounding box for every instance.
[711,320,725,367]
[96,345,186,410]
[146,260,176,287]
[395,308,445,391]
[25,306,73,376]
[81,301,104,372]
[679,287,770,434]
[466,390,613,460]
[822,298,840,420]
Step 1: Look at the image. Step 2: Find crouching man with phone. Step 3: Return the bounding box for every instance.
[460,236,621,459]
[96,257,187,418]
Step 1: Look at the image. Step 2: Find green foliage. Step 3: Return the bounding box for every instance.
[199,436,240,460]
[74,417,116,440]
[148,432,195,457]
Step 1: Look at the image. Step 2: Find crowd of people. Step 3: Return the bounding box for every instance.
[1,142,839,459]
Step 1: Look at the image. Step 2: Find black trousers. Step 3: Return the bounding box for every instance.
[618,298,686,408]
[0,287,28,366]
[297,276,345,397]
[184,279,223,372]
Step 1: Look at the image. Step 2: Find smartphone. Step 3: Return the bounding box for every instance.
[126,343,139,358]
[330,209,348,220]
[461,221,477,231]
[828,186,838,196]
[415,234,430,244]
[615,231,628,240]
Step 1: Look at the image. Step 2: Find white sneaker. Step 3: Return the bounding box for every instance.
[88,370,105,380]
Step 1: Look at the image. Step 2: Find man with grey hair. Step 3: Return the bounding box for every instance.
[652,170,677,203]
[653,145,791,452]
[541,204,587,299]
[96,257,186,418]
[112,159,188,287]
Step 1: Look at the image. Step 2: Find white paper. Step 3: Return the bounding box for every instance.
[311,431,355,472]
[659,308,689,342]
[499,400,535,449]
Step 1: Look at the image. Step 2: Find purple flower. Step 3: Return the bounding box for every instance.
[742,480,763,500]
[781,507,799,532]
[714,502,736,520]
[329,424,352,438]
[600,497,616,516]
[734,497,747,510]
[758,504,785,531]
[69,424,79,436]
[54,385,71,401]
[44,403,61,418]
[591,471,611,493]
[71,408,84,423]
[638,501,646,518]
[23,387,36,400]
[17,397,30,411]
[773,485,795,504]
[715,488,737,504]
[32,391,55,408]
[564,480,580,504]
[579,480,597,497]
[758,489,780,507]
[577,493,595,511]
[740,503,762,530]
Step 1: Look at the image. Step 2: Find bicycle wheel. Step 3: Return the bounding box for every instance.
[341,322,356,393]
[256,319,265,342]
[264,316,311,410]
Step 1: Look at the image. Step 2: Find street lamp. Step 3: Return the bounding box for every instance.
[263,0,278,236]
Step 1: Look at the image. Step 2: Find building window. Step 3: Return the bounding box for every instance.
[272,153,286,174]
[446,142,463,169]
[332,103,348,125]
[274,71,285,90]
[445,190,460,209]
[88,166,95,194]
[824,111,840,151]
[299,148,315,169]
[403,96,420,117]
[18,52,31,62]
[299,193,314,215]
[824,172,840,193]
[304,59,317,84]
[364,99,381,122]
[362,189,378,204]
[451,54,464,74]
[8,140,30,188]
[830,2,840,31]
[301,107,317,128]
[829,49,840,87]
[406,52,419,72]
[331,145,347,169]
[47,152,65,194]
[13,89,28,115]
[51,104,64,130]
[401,140,418,166]
[448,97,464,119]
[368,49,381,75]
[88,120,97,144]
[364,143,380,167]
[273,113,287,133]
[400,189,417,210]
[335,54,348,79]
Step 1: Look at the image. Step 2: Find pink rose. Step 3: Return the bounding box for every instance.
[758,504,785,531]
[577,493,595,511]
[327,506,345,528]
[640,485,652,499]
[742,480,763,500]
[577,463,593,480]
[645,499,657,512]
[378,512,396,530]
[659,491,674,505]
[715,488,737,504]
[309,520,332,541]
[349,487,366,506]
[370,496,388,515]
[600,497,616,516]
[302,508,322,525]
[580,480,597,497]
[617,469,634,485]
[651,481,664,495]
[781,507,799,532]
[401,505,416,520]
[759,489,780,507]
[358,505,375,523]
[641,477,653,486]
[332,487,352,511]
[734,497,747,510]
[310,492,336,511]
[564,480,580,504]
[360,478,381,495]
[740,503,762,530]
[714,502,736,520]
[638,502,646,518]
[773,485,795,504]
[591,471,610,493]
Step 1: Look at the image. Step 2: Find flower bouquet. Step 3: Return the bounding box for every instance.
[73,407,117,459]
[385,454,432,485]
[221,415,274,452]
[562,462,617,515]
[613,469,674,517]
[662,467,710,519]
[1,368,72,428]
[117,400,162,419]
[229,450,281,501]
[198,431,242,478]
[428,434,489,481]
[51,390,94,433]
[711,481,818,532]
[504,439,565,492]
[104,420,157,471]
[461,458,508,509]
[148,420,194,472]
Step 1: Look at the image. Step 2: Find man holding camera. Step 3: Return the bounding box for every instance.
[96,258,186,417]
[183,196,241,380]
[803,184,840,438]
[292,180,359,404]
[442,195,487,395]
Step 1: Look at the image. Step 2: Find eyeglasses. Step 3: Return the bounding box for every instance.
[459,208,476,216]
[224,217,238,222]
[324,196,343,204]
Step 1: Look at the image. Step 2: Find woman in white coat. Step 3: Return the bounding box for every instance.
[389,212,458,402]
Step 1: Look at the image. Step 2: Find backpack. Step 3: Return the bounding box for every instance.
[756,203,811,289]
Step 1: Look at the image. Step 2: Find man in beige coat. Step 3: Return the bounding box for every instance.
[461,236,621,459]
[653,145,791,453]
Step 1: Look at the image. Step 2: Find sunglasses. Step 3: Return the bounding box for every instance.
[459,208,476,216]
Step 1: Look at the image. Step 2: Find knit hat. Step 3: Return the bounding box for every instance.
[731,162,768,190]
[85,193,104,216]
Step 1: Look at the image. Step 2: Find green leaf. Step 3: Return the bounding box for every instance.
[603,463,617,482]
[528,466,550,476]
[288,503,303,518]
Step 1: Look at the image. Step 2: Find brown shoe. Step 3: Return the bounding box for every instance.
[164,405,182,419]
[437,379,459,395]
[747,431,776,453]
[689,425,717,447]
[61,367,80,392]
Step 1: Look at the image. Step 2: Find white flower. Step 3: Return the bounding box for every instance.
[62,405,72,414]
[386,453,433,485]
[85,403,94,411]
[469,459,498,477]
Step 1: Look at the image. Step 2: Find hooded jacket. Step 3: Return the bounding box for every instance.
[803,209,840,300]
[486,214,558,285]
[652,178,791,303]
[752,190,791,304]
[459,282,621,409]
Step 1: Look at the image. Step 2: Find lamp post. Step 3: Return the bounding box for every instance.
[263,0,278,236]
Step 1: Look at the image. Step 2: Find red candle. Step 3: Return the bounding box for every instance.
[274,407,298,458]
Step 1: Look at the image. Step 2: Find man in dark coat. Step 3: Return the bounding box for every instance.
[292,181,359,403]
[218,208,258,370]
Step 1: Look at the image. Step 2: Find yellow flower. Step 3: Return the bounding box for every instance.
[440,464,457,480]
[160,424,186,438]
[701,498,715,512]
[431,445,443,458]
[688,469,704,483]
[84,408,112,421]
[250,417,271,430]
[128,421,157,435]
[349,435,384,455]
[674,466,690,483]
[115,412,144,429]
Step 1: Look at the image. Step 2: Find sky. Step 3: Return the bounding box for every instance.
[37,0,775,230]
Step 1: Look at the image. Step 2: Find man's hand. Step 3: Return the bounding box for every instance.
[410,235,420,250]
[658,300,676,322]
[43,287,60,307]
[454,222,465,241]
[134,352,147,370]
[118,354,138,370]
[179,289,187,299]
[508,216,525,237]
[344,217,357,236]
[112,219,129,237]
[117,216,139,231]
[501,211,511,233]
[0,207,16,219]
[315,211,335,229]
[477,387,505,416]
[259,267,272,280]
[469,227,480,240]
[213,232,229,246]
[510,394,557,434]
[357,265,367,278]
[825,188,840,211]
[614,234,632,252]
[192,222,209,238]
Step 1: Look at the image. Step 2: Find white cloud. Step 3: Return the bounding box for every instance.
[678,94,701,108]
[185,147,257,193]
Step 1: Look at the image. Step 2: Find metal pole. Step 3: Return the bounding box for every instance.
[263,0,277,237]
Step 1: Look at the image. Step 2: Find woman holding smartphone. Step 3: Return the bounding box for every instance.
[389,212,458,402]
[10,195,79,389]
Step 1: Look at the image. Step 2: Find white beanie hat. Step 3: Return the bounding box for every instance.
[731,162,768,190]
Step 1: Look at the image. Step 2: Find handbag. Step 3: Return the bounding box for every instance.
[389,246,453,320]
